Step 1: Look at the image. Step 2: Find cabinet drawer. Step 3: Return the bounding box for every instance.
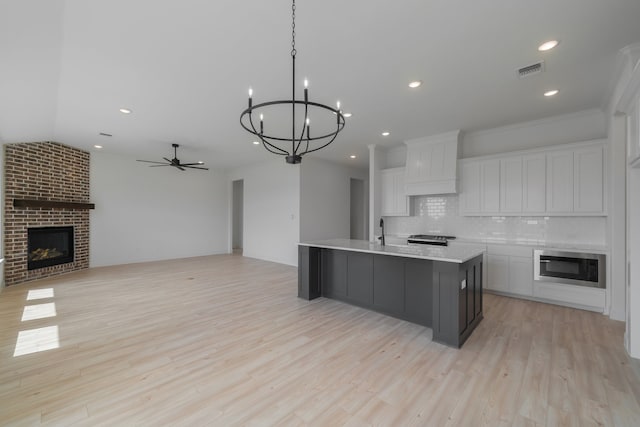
[533,281,605,311]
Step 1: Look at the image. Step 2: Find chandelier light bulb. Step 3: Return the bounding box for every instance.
[304,79,308,88]
[336,100,341,110]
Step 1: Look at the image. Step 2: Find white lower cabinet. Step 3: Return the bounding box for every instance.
[483,243,605,312]
[486,254,509,292]
[508,256,533,296]
[533,282,605,312]
[485,245,533,297]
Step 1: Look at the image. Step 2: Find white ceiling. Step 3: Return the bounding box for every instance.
[1,0,640,170]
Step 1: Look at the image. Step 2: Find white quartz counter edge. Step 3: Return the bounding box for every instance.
[381,234,608,253]
[299,239,485,264]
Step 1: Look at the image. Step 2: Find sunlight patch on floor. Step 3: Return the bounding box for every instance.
[14,325,60,357]
[27,288,54,300]
[21,302,57,321]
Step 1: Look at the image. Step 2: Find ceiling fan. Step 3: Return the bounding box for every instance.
[136,143,208,171]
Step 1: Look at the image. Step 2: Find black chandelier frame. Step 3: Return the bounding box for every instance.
[239,0,346,164]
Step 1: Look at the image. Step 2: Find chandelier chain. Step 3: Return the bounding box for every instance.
[291,0,297,57]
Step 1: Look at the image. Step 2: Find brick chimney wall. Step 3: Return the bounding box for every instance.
[4,142,90,285]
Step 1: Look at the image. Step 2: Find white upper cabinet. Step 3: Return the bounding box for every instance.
[546,150,575,213]
[380,167,410,216]
[500,157,523,213]
[459,161,481,213]
[459,159,499,214]
[481,159,500,212]
[460,140,606,216]
[404,130,460,196]
[573,146,604,213]
[522,154,546,213]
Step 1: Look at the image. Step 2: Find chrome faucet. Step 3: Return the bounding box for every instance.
[378,218,385,246]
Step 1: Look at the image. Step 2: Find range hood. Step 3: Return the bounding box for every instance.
[404,130,461,196]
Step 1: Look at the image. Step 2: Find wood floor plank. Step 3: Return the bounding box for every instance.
[0,254,639,426]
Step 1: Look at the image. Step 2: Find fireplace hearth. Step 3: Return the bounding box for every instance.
[27,227,74,270]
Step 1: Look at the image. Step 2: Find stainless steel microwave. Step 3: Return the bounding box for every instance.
[533,249,606,289]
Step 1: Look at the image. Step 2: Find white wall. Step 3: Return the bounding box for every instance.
[228,160,300,266]
[300,157,367,242]
[0,0,64,142]
[608,42,640,356]
[90,152,228,267]
[462,109,607,158]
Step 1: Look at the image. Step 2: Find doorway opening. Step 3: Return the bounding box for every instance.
[232,179,244,255]
[350,178,367,240]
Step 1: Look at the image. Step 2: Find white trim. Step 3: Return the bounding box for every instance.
[458,138,607,163]
[465,109,604,140]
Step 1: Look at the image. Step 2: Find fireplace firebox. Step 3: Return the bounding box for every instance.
[27,226,74,270]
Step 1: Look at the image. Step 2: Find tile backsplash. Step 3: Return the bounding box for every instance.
[385,195,606,245]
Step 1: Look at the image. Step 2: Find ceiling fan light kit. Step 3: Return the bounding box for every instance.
[136,144,208,171]
[239,0,345,164]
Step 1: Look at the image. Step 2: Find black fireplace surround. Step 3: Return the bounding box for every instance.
[27,226,74,270]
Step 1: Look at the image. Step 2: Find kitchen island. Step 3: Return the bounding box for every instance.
[298,239,485,348]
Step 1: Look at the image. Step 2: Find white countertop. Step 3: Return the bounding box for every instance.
[382,234,608,253]
[299,239,485,264]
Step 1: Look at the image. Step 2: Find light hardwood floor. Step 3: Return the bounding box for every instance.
[1,254,639,426]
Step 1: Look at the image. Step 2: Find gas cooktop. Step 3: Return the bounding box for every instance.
[407,234,456,246]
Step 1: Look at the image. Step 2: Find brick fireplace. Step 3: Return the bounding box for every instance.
[4,142,91,286]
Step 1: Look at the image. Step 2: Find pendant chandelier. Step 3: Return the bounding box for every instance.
[239,0,346,164]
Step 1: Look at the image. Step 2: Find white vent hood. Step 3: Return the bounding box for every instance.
[404,130,460,196]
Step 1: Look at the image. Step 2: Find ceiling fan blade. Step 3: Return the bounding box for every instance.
[180,163,206,166]
[149,164,171,167]
[163,157,173,164]
[173,165,186,171]
[183,166,209,170]
[137,160,167,164]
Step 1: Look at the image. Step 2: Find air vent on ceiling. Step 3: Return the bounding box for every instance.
[99,132,113,137]
[517,61,545,78]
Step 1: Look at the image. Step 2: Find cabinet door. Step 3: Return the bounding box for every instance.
[574,146,604,213]
[508,256,533,296]
[460,161,481,214]
[481,159,500,213]
[487,254,509,292]
[380,168,409,216]
[322,249,347,298]
[500,157,523,212]
[394,170,410,216]
[373,255,405,314]
[546,151,574,213]
[346,252,373,304]
[522,154,546,213]
[380,169,396,216]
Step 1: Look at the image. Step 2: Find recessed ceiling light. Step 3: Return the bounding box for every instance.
[350,155,357,159]
[94,145,103,149]
[343,112,352,118]
[253,141,260,145]
[544,89,559,97]
[408,80,422,88]
[382,131,390,136]
[538,40,559,52]
[119,108,132,114]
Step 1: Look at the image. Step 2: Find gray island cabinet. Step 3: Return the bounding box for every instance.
[298,239,485,348]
